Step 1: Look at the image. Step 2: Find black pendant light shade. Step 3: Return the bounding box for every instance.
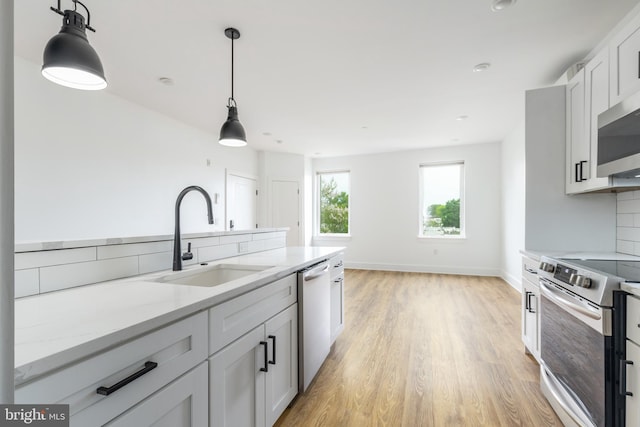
[42,1,107,91]
[219,27,247,147]
[219,104,247,147]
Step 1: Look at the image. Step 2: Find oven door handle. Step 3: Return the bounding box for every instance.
[540,363,597,427]
[539,282,601,320]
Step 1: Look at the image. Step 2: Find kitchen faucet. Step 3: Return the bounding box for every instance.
[173,186,214,271]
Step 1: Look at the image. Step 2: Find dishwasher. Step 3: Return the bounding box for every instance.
[297,260,331,392]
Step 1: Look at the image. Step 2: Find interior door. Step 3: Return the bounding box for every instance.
[271,180,299,246]
[227,172,257,231]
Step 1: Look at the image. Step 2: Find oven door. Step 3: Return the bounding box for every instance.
[539,280,613,427]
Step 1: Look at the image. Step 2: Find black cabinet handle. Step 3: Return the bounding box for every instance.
[260,341,269,372]
[334,261,343,268]
[334,277,344,284]
[528,293,536,313]
[575,163,580,183]
[579,160,587,182]
[620,359,634,397]
[525,291,530,311]
[268,335,276,365]
[97,361,158,396]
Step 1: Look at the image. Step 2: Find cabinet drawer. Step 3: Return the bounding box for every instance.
[16,311,208,425]
[521,256,539,286]
[209,273,297,355]
[628,295,640,345]
[329,253,344,279]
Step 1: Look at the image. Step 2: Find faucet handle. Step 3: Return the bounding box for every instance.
[182,242,193,261]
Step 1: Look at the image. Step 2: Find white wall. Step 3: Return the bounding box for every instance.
[312,143,502,276]
[14,57,258,243]
[500,121,526,290]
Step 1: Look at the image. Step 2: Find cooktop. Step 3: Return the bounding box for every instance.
[559,258,640,283]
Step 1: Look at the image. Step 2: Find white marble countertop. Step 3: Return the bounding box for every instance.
[14,246,343,385]
[622,282,640,297]
[520,249,640,262]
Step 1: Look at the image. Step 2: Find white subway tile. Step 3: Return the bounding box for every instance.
[187,236,221,248]
[197,244,238,262]
[618,214,635,227]
[252,232,277,241]
[634,242,640,257]
[264,237,287,250]
[247,240,266,253]
[139,252,173,274]
[618,191,637,201]
[40,257,139,293]
[220,234,251,244]
[15,269,39,298]
[618,227,640,241]
[618,240,635,255]
[15,247,96,270]
[618,199,640,214]
[97,241,172,260]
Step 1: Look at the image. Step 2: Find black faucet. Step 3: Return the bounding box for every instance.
[173,186,214,271]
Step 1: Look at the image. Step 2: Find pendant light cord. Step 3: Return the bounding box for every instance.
[230,34,234,101]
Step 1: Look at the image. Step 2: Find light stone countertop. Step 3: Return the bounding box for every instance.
[14,246,343,386]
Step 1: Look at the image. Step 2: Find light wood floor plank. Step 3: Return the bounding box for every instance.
[275,270,562,427]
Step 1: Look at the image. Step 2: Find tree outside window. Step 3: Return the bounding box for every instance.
[318,171,350,235]
[420,163,464,237]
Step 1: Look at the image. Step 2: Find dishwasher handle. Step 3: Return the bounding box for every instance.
[304,263,329,281]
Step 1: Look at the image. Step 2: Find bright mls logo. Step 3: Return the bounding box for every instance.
[0,405,68,427]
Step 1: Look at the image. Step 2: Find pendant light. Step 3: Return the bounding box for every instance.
[42,0,107,91]
[219,27,247,147]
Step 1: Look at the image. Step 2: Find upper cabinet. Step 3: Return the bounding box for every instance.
[610,12,640,106]
[566,68,587,194]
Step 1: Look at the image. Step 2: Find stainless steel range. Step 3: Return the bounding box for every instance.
[537,256,632,427]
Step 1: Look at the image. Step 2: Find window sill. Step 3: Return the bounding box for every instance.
[314,234,352,241]
[417,234,466,241]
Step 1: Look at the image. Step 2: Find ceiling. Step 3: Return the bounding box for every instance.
[13,0,640,157]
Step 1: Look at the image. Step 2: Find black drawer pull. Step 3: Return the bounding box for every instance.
[620,359,634,397]
[97,361,158,396]
[260,341,269,372]
[268,335,276,365]
[334,277,344,284]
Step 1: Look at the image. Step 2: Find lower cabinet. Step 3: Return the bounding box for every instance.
[521,255,541,363]
[625,339,640,427]
[209,304,298,427]
[106,362,208,427]
[329,252,345,344]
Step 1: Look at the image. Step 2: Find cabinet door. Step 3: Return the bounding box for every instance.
[265,305,298,427]
[330,272,344,344]
[625,340,640,427]
[566,68,588,194]
[210,325,266,427]
[583,49,612,191]
[522,279,540,361]
[610,13,640,105]
[104,362,208,427]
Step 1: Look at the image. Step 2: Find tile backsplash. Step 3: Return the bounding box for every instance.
[14,229,287,298]
[617,191,640,255]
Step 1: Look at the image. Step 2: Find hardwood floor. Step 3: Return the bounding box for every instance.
[275,270,562,427]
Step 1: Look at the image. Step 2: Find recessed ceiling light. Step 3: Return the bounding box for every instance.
[262,132,272,136]
[451,138,460,142]
[276,140,283,144]
[158,77,174,86]
[456,115,469,121]
[473,63,491,72]
[491,0,516,11]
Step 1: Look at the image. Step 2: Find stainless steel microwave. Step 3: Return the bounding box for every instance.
[598,89,640,178]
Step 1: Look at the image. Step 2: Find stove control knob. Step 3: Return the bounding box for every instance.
[539,262,555,273]
[569,273,592,288]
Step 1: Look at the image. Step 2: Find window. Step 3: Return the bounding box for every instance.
[419,162,464,237]
[317,171,350,236]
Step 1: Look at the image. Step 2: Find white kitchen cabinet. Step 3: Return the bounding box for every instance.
[610,12,640,106]
[16,312,208,426]
[106,362,208,427]
[521,255,541,363]
[209,304,298,427]
[565,68,588,194]
[329,252,345,344]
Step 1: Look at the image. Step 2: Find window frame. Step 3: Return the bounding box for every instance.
[418,161,465,239]
[315,170,351,239]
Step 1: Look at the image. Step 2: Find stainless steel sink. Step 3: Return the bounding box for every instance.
[154,264,274,287]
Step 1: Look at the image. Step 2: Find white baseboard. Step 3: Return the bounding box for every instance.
[500,270,522,292]
[345,262,501,277]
